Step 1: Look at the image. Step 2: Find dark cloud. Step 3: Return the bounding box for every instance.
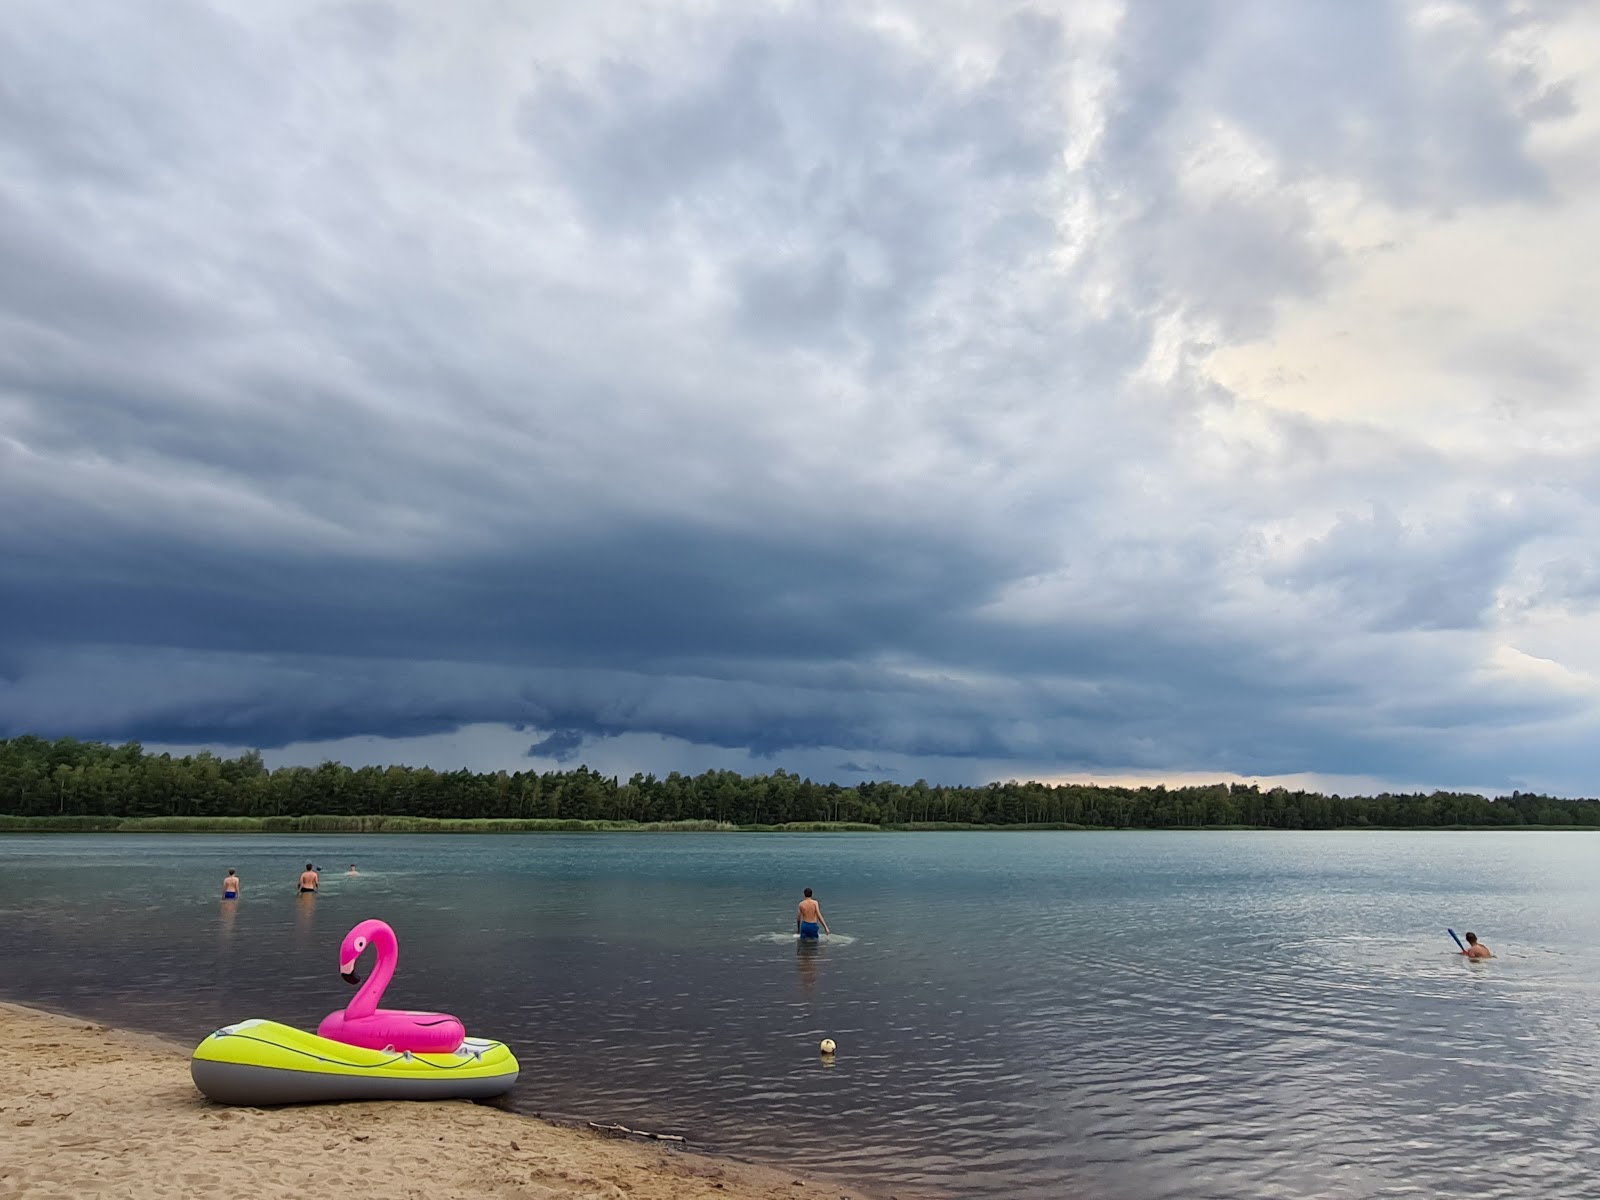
[0,0,279,185]
[1203,0,1548,205]
[1089,0,1560,345]
[1277,502,1550,632]
[527,730,587,763]
[0,0,1594,794]
[0,196,215,344]
[516,10,1071,362]
[835,761,892,777]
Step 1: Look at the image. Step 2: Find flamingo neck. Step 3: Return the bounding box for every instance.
[346,925,397,1019]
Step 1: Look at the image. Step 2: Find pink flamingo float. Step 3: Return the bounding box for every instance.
[316,919,466,1054]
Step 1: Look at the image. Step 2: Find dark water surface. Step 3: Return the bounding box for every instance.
[3,831,1598,1199]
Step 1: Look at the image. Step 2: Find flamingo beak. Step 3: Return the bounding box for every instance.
[340,961,360,985]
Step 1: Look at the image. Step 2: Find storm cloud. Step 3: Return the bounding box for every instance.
[2,0,1598,795]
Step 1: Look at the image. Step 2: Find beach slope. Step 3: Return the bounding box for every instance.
[0,1002,871,1200]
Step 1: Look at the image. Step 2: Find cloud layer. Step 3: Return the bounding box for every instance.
[3,0,1599,794]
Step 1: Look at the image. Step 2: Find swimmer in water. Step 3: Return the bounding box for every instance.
[222,869,240,900]
[298,863,319,894]
[1461,931,1493,959]
[796,887,829,940]
[346,863,359,875]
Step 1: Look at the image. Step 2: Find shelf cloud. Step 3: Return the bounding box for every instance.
[3,0,1598,794]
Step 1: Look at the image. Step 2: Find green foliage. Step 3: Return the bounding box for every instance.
[0,812,736,834]
[739,822,883,833]
[1,735,1597,831]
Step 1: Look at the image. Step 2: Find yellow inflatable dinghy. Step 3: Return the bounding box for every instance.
[191,1019,519,1105]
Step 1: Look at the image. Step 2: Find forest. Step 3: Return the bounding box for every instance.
[1,735,1595,830]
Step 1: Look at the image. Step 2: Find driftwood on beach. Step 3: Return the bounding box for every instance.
[589,1120,690,1143]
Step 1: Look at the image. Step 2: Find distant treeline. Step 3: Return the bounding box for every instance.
[1,734,1596,831]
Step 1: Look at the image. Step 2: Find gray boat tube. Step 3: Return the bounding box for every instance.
[190,1057,518,1106]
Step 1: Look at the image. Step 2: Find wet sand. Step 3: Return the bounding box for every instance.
[0,1001,880,1200]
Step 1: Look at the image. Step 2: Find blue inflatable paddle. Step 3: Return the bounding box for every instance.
[1448,929,1466,953]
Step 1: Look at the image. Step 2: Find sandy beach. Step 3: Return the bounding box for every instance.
[0,1002,880,1200]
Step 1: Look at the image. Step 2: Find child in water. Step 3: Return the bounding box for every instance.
[1461,932,1493,959]
[222,869,240,899]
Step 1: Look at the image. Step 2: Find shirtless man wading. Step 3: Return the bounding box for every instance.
[796,888,829,940]
[222,869,240,899]
[298,863,319,893]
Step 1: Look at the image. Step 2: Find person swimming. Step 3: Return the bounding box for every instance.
[222,869,240,900]
[298,863,319,893]
[796,887,830,940]
[1461,931,1494,959]
[346,863,359,875]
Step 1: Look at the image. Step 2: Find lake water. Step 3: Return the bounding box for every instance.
[2,831,1597,1199]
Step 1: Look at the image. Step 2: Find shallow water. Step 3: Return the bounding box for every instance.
[2,830,1598,1199]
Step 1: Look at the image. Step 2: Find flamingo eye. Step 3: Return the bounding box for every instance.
[355,938,366,950]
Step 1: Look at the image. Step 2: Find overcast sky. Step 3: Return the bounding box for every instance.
[3,0,1599,796]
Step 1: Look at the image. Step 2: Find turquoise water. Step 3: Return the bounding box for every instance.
[2,831,1598,1199]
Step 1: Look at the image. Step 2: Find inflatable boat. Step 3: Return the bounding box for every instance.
[191,1019,519,1105]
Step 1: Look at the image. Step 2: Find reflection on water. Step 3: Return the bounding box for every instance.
[795,937,821,996]
[3,830,1600,1200]
[293,889,317,951]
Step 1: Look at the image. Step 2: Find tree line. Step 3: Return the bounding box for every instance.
[1,734,1596,829]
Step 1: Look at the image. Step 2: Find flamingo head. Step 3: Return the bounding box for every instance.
[337,918,391,985]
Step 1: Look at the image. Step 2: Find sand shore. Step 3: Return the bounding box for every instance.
[0,1001,881,1200]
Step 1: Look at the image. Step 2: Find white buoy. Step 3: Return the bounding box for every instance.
[819,1038,837,1055]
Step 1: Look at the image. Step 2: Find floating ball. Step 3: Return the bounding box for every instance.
[819,1038,837,1055]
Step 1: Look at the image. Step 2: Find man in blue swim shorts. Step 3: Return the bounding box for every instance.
[796,887,829,939]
